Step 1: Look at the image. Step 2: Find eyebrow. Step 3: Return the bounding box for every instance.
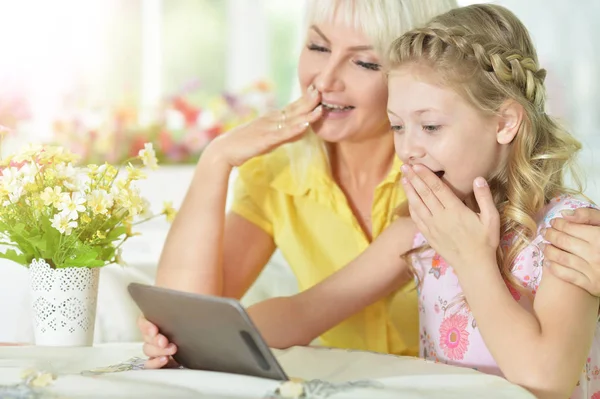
[387,108,443,117]
[310,25,374,52]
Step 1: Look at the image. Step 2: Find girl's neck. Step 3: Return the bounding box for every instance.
[328,134,396,188]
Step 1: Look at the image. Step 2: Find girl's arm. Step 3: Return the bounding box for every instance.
[247,217,417,349]
[458,248,598,399]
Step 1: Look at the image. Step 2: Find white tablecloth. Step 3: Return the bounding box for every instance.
[0,343,534,399]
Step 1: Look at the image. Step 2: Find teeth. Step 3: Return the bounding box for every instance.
[321,102,353,111]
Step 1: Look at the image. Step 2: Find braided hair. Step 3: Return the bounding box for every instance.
[390,4,583,292]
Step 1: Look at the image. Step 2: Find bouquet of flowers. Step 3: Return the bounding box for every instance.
[0,139,176,269]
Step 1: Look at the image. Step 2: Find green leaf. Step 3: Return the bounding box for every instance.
[107,226,127,241]
[0,249,28,266]
[58,244,103,268]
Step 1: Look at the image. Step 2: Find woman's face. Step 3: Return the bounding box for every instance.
[297,18,391,143]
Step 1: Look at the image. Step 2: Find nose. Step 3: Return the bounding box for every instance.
[313,58,345,93]
[397,129,426,165]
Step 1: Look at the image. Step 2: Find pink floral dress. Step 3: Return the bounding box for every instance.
[412,195,600,398]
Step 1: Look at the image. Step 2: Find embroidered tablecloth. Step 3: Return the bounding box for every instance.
[0,343,534,398]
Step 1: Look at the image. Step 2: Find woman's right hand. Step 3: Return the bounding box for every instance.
[207,85,323,167]
[138,316,179,369]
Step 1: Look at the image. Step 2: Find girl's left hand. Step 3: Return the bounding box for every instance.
[401,164,500,270]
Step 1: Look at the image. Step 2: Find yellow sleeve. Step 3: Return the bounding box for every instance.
[230,158,274,237]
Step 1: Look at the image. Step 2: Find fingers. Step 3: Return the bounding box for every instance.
[561,207,600,226]
[144,356,170,369]
[401,164,442,216]
[143,340,177,358]
[402,174,433,221]
[473,177,499,230]
[542,242,590,276]
[137,315,157,337]
[551,217,600,247]
[285,85,322,115]
[545,260,594,295]
[543,225,592,261]
[268,105,324,145]
[411,164,463,211]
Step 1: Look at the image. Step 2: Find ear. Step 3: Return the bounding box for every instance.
[496,100,524,145]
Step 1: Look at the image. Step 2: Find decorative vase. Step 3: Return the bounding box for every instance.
[29,259,100,346]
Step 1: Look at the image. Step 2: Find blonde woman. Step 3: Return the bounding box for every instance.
[140,0,600,376]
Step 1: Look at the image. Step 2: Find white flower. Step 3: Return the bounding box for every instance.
[87,189,113,215]
[1,166,20,193]
[115,248,126,266]
[138,143,158,170]
[8,186,24,204]
[140,197,153,218]
[18,163,37,185]
[51,213,78,235]
[40,186,65,207]
[57,193,86,220]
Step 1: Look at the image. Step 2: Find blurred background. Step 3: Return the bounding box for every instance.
[0,0,599,343]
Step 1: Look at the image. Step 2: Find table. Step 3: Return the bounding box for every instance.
[0,343,535,398]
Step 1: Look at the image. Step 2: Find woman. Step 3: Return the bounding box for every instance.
[141,0,600,369]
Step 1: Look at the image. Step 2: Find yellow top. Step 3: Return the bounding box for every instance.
[230,148,418,355]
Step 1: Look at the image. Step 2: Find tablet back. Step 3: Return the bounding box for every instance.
[128,283,288,381]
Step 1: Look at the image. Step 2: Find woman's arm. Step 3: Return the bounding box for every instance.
[457,253,598,399]
[155,89,323,296]
[247,217,417,349]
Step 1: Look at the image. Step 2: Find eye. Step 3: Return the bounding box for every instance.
[307,43,330,53]
[355,60,381,71]
[391,125,404,133]
[423,125,441,132]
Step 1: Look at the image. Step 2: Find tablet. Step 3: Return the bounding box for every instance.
[127,283,288,381]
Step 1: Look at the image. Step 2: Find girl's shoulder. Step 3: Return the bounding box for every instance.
[539,194,598,227]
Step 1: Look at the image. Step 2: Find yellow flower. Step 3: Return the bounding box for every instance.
[40,186,66,208]
[95,230,106,239]
[30,372,55,388]
[87,189,113,215]
[81,213,92,224]
[138,143,158,170]
[162,201,177,223]
[126,163,147,181]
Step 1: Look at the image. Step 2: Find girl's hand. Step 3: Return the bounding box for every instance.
[401,164,500,269]
[207,85,323,167]
[542,207,600,296]
[138,316,180,369]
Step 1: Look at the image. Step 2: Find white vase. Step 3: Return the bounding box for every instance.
[29,259,100,346]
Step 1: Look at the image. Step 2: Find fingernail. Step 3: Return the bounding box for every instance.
[402,177,409,185]
[475,177,488,188]
[401,164,409,173]
[544,260,551,268]
[159,356,168,363]
[561,209,575,216]
[312,105,322,115]
[299,121,310,129]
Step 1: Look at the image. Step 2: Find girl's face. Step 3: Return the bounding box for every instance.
[387,65,510,199]
[297,18,390,143]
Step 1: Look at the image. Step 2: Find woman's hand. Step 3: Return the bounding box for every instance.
[542,207,600,296]
[138,316,180,369]
[401,164,500,270]
[207,85,323,167]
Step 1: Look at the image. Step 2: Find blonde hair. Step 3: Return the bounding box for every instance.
[388,4,584,293]
[288,0,458,184]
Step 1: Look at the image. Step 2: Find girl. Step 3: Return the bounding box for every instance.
[387,4,599,398]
